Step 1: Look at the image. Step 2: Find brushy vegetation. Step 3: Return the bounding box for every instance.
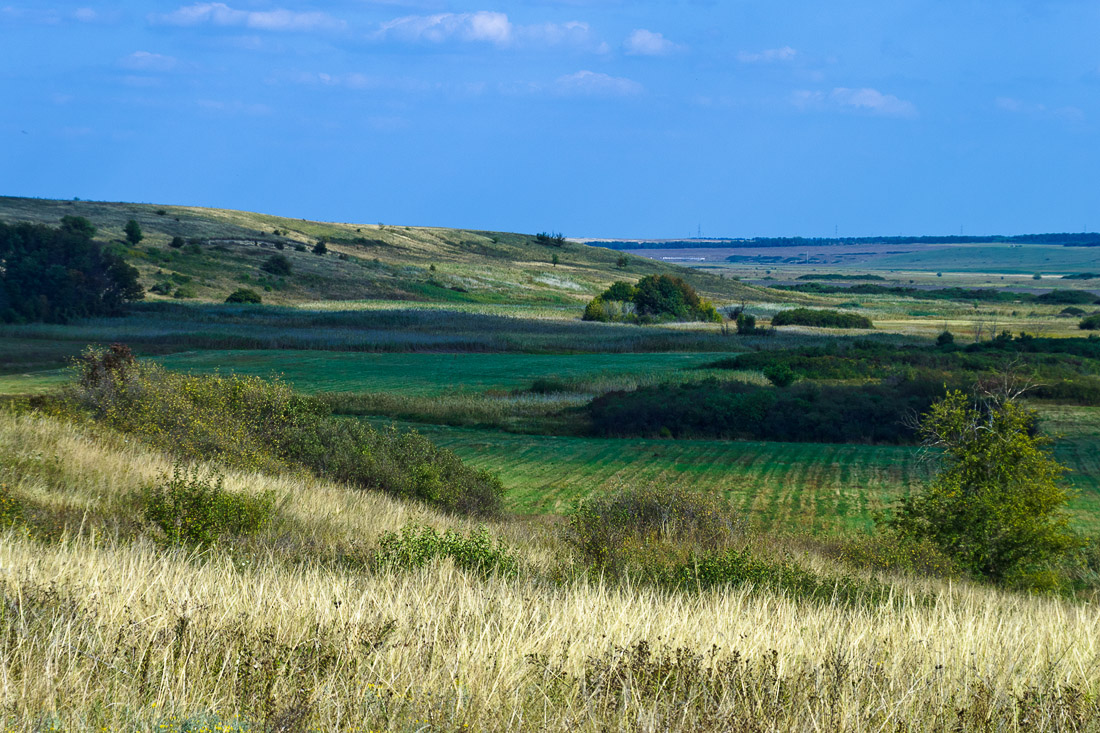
[141,463,276,547]
[583,275,721,324]
[64,345,504,515]
[705,335,1100,405]
[1081,313,1100,330]
[771,308,874,329]
[588,377,945,443]
[372,523,521,577]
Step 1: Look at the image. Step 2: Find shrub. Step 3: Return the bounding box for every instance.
[294,244,307,252]
[274,241,285,250]
[313,240,328,255]
[762,364,797,387]
[124,219,143,245]
[771,308,873,329]
[735,312,758,335]
[372,524,519,577]
[148,281,173,296]
[566,485,739,574]
[582,276,718,324]
[141,463,275,546]
[172,285,196,299]
[885,390,1081,583]
[936,330,955,346]
[225,288,262,304]
[169,236,185,249]
[261,254,292,276]
[1081,314,1100,330]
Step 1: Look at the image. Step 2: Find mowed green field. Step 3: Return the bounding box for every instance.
[401,414,1100,534]
[154,350,731,395]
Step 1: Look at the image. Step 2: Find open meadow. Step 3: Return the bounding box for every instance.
[3,198,1100,730]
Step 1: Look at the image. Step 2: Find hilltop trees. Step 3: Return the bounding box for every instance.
[582,275,720,324]
[0,219,143,323]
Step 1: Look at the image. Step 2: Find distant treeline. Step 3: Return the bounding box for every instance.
[779,282,1100,305]
[587,232,1100,250]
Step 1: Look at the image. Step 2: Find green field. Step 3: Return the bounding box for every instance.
[391,410,1100,533]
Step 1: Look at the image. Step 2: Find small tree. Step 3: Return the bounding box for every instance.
[313,239,328,255]
[261,254,292,276]
[124,219,143,245]
[885,389,1079,583]
[551,253,560,267]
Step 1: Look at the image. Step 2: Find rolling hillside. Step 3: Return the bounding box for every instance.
[0,196,767,307]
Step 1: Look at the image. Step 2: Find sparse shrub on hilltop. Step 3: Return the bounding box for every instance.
[65,345,504,516]
[771,308,873,329]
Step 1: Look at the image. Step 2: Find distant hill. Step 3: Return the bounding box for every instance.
[582,233,1100,250]
[0,196,767,307]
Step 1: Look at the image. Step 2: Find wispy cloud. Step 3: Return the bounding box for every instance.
[373,11,604,50]
[738,46,797,63]
[554,70,643,97]
[1,5,101,24]
[120,51,179,72]
[152,3,345,32]
[624,29,681,56]
[996,97,1084,123]
[794,87,916,118]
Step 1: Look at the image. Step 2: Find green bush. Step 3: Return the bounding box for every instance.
[1081,314,1100,330]
[373,523,519,577]
[771,308,873,329]
[225,288,262,304]
[141,464,275,546]
[762,364,797,387]
[581,276,718,324]
[124,219,143,245]
[567,485,739,574]
[261,254,292,276]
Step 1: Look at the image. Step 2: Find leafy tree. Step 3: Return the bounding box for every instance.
[763,364,797,387]
[885,389,1080,583]
[124,219,143,245]
[632,274,720,322]
[313,239,328,255]
[601,281,637,302]
[1080,314,1100,330]
[616,254,629,268]
[60,215,96,238]
[735,312,757,335]
[0,220,142,323]
[225,288,262,304]
[169,236,185,249]
[936,330,955,346]
[551,253,560,267]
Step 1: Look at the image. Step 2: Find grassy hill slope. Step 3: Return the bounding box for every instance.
[0,196,768,307]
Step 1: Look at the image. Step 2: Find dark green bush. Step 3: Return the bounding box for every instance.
[261,254,292,276]
[225,288,262,304]
[169,236,185,249]
[1035,289,1097,305]
[762,364,797,387]
[582,276,719,324]
[373,523,519,577]
[1081,314,1100,330]
[771,308,873,329]
[141,464,275,546]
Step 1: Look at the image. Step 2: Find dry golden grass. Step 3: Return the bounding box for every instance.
[1,410,1099,731]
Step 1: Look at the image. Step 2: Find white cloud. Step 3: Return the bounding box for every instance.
[795,87,916,118]
[998,97,1084,123]
[624,29,680,56]
[374,11,603,50]
[738,46,797,63]
[120,51,179,72]
[153,3,345,32]
[74,8,96,22]
[554,70,643,97]
[376,11,512,45]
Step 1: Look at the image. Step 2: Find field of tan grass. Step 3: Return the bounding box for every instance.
[2,409,1099,731]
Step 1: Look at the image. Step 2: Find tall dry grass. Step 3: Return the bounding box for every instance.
[1,410,1099,731]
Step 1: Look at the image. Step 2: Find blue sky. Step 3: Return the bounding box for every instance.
[2,1,1098,238]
